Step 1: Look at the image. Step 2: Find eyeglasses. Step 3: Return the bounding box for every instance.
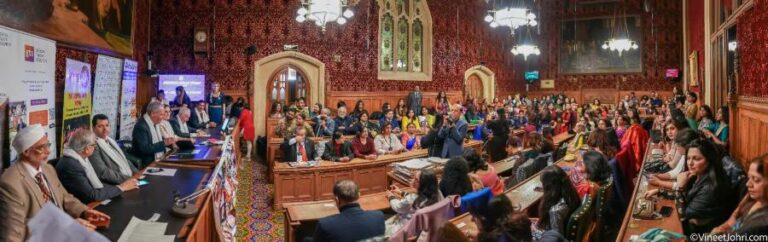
[30,142,52,152]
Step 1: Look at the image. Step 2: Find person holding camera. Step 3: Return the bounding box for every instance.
[314,108,336,137]
[438,104,468,158]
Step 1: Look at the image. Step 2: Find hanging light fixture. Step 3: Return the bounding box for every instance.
[484,0,537,35]
[296,0,354,32]
[511,26,540,60]
[601,4,639,56]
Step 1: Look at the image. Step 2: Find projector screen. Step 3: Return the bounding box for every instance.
[158,75,206,102]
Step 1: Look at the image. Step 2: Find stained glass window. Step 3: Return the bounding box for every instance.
[378,0,431,80]
[397,17,409,71]
[413,19,423,72]
[381,14,394,71]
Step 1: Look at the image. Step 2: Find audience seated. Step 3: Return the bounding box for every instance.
[464,149,504,195]
[190,101,215,129]
[401,109,421,131]
[471,195,534,242]
[712,158,767,234]
[701,106,729,148]
[648,128,700,190]
[379,110,401,133]
[312,108,335,137]
[419,107,436,128]
[400,123,422,151]
[532,166,581,240]
[351,128,377,160]
[350,111,380,137]
[334,106,355,135]
[575,151,612,199]
[350,100,366,122]
[321,132,354,162]
[280,128,318,162]
[645,139,735,235]
[57,129,138,203]
[385,169,443,236]
[439,157,474,197]
[90,114,139,185]
[374,122,405,155]
[313,180,385,241]
[0,125,111,242]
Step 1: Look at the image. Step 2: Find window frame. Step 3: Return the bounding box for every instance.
[377,0,433,81]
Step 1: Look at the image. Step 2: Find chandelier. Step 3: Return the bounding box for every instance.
[601,4,638,56]
[511,44,540,60]
[510,27,540,60]
[484,0,537,35]
[601,38,638,56]
[296,0,354,32]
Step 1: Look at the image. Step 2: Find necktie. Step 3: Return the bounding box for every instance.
[299,143,308,162]
[35,173,55,206]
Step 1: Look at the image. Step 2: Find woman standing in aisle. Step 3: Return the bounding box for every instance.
[207,82,226,126]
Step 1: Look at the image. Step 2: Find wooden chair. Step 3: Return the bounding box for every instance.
[565,184,597,242]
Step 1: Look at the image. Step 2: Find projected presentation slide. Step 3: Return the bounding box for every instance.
[158,75,206,101]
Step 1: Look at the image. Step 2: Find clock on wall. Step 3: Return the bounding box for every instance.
[194,27,209,55]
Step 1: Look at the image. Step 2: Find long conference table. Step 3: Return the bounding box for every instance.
[88,128,229,242]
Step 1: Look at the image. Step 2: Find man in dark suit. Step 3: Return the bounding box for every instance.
[57,129,139,203]
[281,128,319,162]
[170,107,202,138]
[321,132,355,162]
[90,114,139,185]
[438,104,467,158]
[189,101,215,130]
[313,180,385,241]
[408,85,423,115]
[131,102,176,167]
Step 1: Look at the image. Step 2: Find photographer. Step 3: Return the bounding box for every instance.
[314,108,336,137]
[438,104,467,158]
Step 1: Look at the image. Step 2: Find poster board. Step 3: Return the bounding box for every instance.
[93,55,124,139]
[62,59,93,147]
[0,26,57,162]
[119,59,138,141]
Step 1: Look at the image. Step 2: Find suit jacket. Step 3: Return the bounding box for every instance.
[89,144,139,185]
[131,117,167,167]
[313,203,385,242]
[0,162,89,242]
[55,156,123,203]
[421,130,445,158]
[321,141,355,161]
[169,118,197,138]
[188,109,211,130]
[438,119,467,158]
[408,91,423,115]
[281,138,318,162]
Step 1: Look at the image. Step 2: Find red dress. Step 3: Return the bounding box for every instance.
[239,108,255,140]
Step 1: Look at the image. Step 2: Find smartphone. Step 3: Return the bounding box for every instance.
[138,180,149,187]
[659,206,673,217]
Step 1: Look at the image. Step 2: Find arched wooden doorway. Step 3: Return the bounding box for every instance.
[267,65,309,112]
[465,74,483,101]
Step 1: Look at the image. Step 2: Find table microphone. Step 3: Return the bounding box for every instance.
[170,190,203,218]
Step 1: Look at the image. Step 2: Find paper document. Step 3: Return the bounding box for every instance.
[395,158,432,170]
[144,168,177,177]
[28,203,109,242]
[117,216,174,242]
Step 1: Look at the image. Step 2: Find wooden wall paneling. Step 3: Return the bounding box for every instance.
[325,91,463,112]
[317,171,353,200]
[275,172,316,204]
[354,166,387,195]
[732,97,768,167]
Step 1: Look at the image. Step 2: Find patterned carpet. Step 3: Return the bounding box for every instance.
[236,159,284,242]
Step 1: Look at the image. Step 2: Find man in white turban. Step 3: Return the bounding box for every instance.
[0,125,110,242]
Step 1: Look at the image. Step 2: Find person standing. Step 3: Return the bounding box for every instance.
[238,103,255,161]
[438,104,468,158]
[170,86,192,115]
[207,82,226,126]
[408,85,423,116]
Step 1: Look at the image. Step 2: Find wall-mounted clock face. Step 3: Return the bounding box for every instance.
[195,31,208,43]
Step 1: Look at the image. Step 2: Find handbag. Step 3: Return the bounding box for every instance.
[632,197,657,220]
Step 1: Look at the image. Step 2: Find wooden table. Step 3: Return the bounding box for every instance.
[448,212,479,240]
[158,128,223,168]
[553,132,575,148]
[615,140,683,241]
[282,192,391,242]
[273,140,482,209]
[504,159,575,212]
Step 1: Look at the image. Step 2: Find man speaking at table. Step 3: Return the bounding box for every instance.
[132,102,177,167]
[0,125,110,242]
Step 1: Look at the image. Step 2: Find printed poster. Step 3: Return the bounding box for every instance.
[119,59,138,141]
[0,26,57,162]
[92,55,123,139]
[61,59,93,147]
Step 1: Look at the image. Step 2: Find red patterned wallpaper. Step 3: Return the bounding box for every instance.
[687,0,704,93]
[149,0,518,93]
[737,0,768,98]
[53,0,151,143]
[526,0,683,92]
